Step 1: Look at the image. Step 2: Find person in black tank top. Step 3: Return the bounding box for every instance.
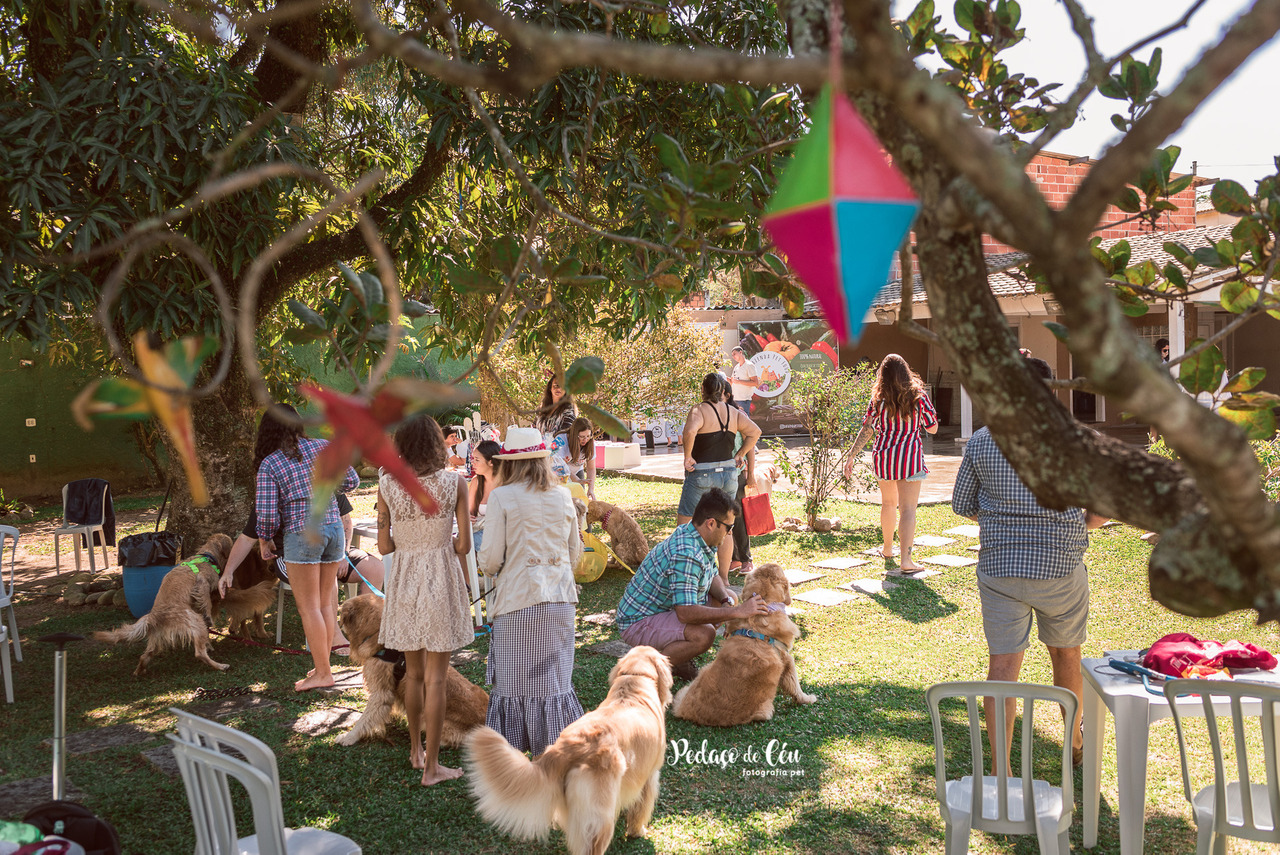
[677,374,762,583]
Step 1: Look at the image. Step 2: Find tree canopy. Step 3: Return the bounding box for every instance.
[3,0,1280,620]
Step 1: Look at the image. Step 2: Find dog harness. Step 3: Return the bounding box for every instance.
[732,628,777,647]
[179,553,217,575]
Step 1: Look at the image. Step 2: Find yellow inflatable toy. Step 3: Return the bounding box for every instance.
[575,531,608,584]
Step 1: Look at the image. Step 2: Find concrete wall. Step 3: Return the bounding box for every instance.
[0,341,157,499]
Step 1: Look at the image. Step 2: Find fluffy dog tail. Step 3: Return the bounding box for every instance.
[464,726,558,841]
[220,579,277,615]
[93,616,151,645]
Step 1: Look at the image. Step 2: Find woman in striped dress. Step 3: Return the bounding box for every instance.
[849,354,938,572]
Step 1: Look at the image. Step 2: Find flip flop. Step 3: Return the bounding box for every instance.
[331,644,351,657]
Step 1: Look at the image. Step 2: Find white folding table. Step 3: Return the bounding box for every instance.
[1081,652,1280,853]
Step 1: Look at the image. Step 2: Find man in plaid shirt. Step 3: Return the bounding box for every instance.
[617,489,769,680]
[952,357,1108,769]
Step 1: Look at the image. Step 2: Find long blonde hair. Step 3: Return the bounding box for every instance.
[871,353,925,419]
[497,456,555,492]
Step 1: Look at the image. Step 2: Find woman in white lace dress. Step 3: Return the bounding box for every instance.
[375,414,472,786]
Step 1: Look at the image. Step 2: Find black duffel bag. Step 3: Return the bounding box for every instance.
[117,531,182,567]
[22,801,121,855]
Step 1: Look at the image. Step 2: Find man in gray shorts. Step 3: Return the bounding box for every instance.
[616,489,769,681]
[951,357,1108,770]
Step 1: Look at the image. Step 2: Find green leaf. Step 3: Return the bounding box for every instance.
[401,299,429,319]
[1211,180,1253,214]
[1218,405,1276,441]
[1224,367,1266,393]
[1178,340,1227,395]
[1109,239,1132,269]
[905,0,936,36]
[1191,246,1224,268]
[1162,263,1187,290]
[576,401,631,441]
[288,299,327,330]
[1043,321,1070,343]
[655,134,690,183]
[1220,279,1260,313]
[490,235,522,277]
[1113,187,1142,214]
[955,0,976,32]
[337,263,366,310]
[1164,241,1197,271]
[649,11,670,35]
[564,355,606,395]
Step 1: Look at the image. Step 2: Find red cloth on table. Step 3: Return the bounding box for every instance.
[1142,632,1276,677]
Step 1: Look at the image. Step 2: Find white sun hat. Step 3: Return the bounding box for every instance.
[497,426,550,459]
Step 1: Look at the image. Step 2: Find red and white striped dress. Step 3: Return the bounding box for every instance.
[863,394,938,481]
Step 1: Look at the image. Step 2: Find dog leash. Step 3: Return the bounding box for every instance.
[345,555,384,598]
[205,627,308,656]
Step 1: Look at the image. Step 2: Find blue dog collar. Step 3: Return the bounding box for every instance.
[732,628,776,646]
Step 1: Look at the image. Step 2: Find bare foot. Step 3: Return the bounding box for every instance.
[295,673,336,692]
[900,560,924,573]
[410,747,424,770]
[421,764,463,786]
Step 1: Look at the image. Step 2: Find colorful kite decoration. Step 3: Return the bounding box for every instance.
[71,333,214,506]
[300,378,476,531]
[761,85,919,344]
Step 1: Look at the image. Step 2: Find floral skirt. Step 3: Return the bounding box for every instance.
[485,601,583,755]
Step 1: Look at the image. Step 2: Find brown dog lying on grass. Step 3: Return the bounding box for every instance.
[672,562,816,726]
[94,534,276,676]
[335,594,488,747]
[465,645,673,855]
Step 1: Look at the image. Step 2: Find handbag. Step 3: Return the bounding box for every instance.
[741,491,776,536]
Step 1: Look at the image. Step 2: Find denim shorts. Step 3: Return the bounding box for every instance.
[905,469,929,482]
[677,460,739,517]
[282,521,345,565]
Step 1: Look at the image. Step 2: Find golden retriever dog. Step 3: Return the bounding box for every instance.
[586,500,649,570]
[672,563,816,726]
[335,594,488,747]
[94,534,275,676]
[218,546,278,640]
[465,645,673,855]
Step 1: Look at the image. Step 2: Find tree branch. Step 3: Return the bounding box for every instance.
[1061,0,1280,244]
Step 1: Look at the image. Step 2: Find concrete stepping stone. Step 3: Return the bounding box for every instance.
[791,588,861,607]
[586,640,632,658]
[861,546,898,557]
[144,742,248,777]
[945,524,982,537]
[913,534,956,547]
[583,610,617,626]
[451,649,484,666]
[967,544,981,552]
[45,723,154,755]
[784,606,804,617]
[332,667,363,689]
[886,568,941,580]
[841,578,900,595]
[921,554,978,568]
[291,707,362,737]
[809,557,868,570]
[784,569,825,586]
[0,777,87,814]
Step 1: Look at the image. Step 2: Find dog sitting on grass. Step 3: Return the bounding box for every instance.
[334,594,488,747]
[585,500,649,570]
[94,534,275,676]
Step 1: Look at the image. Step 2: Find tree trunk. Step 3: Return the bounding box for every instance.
[161,364,258,555]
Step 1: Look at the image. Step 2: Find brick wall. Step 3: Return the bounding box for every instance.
[981,152,1199,254]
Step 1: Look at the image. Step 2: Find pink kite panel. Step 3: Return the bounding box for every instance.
[761,204,847,341]
[830,94,917,203]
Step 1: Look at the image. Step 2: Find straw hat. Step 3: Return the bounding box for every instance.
[497,426,550,459]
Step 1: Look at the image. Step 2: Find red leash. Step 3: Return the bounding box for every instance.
[206,627,309,656]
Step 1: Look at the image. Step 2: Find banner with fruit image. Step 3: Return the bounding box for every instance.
[735,319,837,435]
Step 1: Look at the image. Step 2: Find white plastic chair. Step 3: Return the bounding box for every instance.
[926,681,1077,854]
[0,625,12,703]
[168,709,361,855]
[0,524,21,663]
[52,481,110,574]
[1164,678,1280,853]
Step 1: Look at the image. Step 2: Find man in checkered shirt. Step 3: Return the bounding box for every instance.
[952,357,1108,770]
[617,489,769,681]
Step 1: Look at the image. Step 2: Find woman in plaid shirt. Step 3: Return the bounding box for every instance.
[254,405,358,692]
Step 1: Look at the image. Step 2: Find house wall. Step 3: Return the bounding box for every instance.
[981,152,1199,255]
[1232,313,1280,396]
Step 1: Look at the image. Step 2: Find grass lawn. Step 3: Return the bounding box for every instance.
[3,474,1278,853]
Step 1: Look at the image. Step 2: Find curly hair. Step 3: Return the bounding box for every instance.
[870,353,926,419]
[394,414,447,475]
[253,403,302,471]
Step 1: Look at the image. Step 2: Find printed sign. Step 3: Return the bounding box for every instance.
[735,319,836,435]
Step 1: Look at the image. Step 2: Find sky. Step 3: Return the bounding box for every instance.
[891,0,1280,189]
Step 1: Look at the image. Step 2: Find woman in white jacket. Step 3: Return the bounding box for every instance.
[477,427,584,755]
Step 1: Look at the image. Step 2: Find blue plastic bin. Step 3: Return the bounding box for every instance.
[122,565,174,617]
